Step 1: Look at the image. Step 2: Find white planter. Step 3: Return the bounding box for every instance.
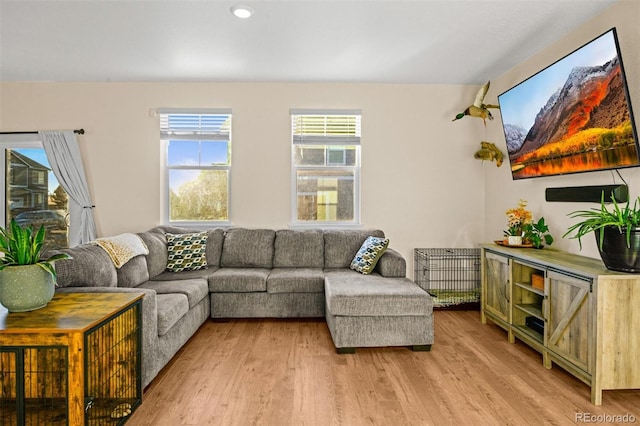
[508,236,523,246]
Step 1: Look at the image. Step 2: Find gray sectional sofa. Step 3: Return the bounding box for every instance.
[51,227,434,388]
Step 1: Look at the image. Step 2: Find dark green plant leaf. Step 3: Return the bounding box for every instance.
[0,218,71,282]
[564,193,640,249]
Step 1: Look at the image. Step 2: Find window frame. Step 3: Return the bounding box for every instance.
[159,109,232,227]
[290,109,362,228]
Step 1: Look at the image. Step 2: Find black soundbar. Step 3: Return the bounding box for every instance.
[545,184,628,203]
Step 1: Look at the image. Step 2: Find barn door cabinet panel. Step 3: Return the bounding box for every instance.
[481,251,510,326]
[546,270,593,379]
[480,244,640,405]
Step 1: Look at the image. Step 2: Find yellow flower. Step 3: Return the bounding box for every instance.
[505,199,532,236]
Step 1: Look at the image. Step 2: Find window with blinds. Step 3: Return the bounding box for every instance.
[160,110,231,224]
[291,110,361,224]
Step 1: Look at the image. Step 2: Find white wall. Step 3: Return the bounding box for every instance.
[0,82,487,269]
[484,0,640,260]
[6,2,631,270]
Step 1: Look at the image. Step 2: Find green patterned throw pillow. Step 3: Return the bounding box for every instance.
[350,236,389,275]
[166,232,208,272]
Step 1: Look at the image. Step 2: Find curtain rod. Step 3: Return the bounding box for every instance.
[0,129,85,135]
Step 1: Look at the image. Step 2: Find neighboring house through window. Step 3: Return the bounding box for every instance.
[0,136,70,250]
[291,110,361,225]
[8,151,49,212]
[160,110,232,225]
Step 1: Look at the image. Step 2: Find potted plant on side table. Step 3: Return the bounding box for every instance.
[0,219,71,312]
[523,217,554,249]
[503,199,533,245]
[563,193,640,272]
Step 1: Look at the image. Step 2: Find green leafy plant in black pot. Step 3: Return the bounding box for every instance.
[563,193,640,272]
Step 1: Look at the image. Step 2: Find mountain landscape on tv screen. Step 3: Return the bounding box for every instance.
[506,55,637,177]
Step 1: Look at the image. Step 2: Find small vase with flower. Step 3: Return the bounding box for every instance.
[503,200,532,246]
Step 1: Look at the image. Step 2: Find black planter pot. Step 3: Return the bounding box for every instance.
[595,226,640,273]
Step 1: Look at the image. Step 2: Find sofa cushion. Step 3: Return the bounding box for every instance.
[324,229,385,269]
[117,255,150,287]
[324,270,432,316]
[137,278,208,308]
[220,228,275,268]
[350,236,389,275]
[166,231,208,272]
[204,228,225,267]
[266,268,325,293]
[374,248,407,278]
[138,230,169,278]
[156,293,189,336]
[209,268,270,292]
[152,266,218,282]
[49,245,117,288]
[273,230,324,268]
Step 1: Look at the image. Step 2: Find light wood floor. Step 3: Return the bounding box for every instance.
[128,311,640,425]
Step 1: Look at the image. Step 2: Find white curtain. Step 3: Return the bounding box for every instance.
[40,130,97,246]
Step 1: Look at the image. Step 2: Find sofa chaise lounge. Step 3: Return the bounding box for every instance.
[51,227,434,388]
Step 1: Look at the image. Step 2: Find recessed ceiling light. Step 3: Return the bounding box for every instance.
[231,5,254,19]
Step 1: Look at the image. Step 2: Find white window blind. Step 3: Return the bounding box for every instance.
[291,110,361,145]
[160,111,231,141]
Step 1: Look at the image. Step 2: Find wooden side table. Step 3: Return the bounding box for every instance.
[0,292,143,425]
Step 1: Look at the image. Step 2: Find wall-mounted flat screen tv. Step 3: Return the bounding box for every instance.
[498,28,639,180]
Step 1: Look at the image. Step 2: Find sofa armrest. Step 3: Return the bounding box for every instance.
[375,248,406,278]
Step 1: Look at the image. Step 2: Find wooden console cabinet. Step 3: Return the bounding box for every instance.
[481,243,640,405]
[0,292,142,425]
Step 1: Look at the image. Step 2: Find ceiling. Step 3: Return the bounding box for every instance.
[0,0,618,84]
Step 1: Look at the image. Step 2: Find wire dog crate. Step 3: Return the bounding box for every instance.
[0,347,69,425]
[414,248,481,309]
